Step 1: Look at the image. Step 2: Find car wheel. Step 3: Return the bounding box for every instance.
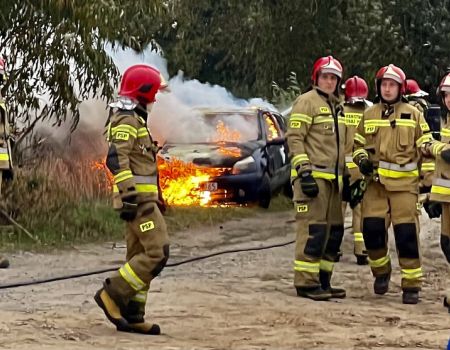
[258,173,271,209]
[283,179,293,198]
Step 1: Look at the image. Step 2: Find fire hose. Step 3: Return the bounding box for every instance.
[0,224,352,290]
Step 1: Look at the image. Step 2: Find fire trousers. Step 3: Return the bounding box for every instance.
[341,202,366,256]
[361,181,422,290]
[294,179,344,288]
[104,202,169,319]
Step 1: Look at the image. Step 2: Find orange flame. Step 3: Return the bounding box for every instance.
[213,120,242,158]
[157,157,227,206]
[90,159,114,190]
[265,115,279,140]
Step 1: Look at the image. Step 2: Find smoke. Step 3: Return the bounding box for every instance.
[34,46,276,159]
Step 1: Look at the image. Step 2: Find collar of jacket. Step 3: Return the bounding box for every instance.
[313,86,340,104]
[374,95,408,105]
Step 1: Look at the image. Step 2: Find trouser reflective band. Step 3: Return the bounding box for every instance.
[0,147,9,161]
[368,255,390,268]
[114,170,133,183]
[345,156,358,169]
[320,259,334,272]
[131,289,148,303]
[354,232,364,242]
[119,263,146,291]
[378,161,418,178]
[311,165,340,180]
[294,260,320,273]
[431,178,450,195]
[401,268,423,280]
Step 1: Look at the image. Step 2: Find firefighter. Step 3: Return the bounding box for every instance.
[94,64,169,335]
[0,58,12,269]
[287,55,346,301]
[353,64,433,304]
[342,76,370,265]
[422,73,450,311]
[405,79,435,193]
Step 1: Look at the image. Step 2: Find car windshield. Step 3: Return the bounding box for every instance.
[166,112,260,144]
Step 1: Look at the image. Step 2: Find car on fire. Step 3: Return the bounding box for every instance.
[157,107,291,208]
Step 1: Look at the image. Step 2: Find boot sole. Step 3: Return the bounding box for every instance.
[330,292,346,299]
[297,292,332,301]
[118,323,161,335]
[94,289,130,331]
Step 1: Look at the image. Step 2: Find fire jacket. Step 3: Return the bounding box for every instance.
[343,103,365,183]
[429,113,450,203]
[352,100,433,193]
[287,87,345,201]
[106,105,159,209]
[0,98,12,171]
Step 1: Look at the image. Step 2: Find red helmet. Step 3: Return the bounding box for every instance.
[375,64,406,94]
[119,64,162,104]
[344,76,368,102]
[0,59,5,76]
[438,73,450,95]
[405,79,428,97]
[311,56,343,85]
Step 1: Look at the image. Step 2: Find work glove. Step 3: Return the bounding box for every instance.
[423,200,442,219]
[349,179,367,209]
[120,194,138,221]
[358,158,374,176]
[441,149,450,164]
[299,171,319,198]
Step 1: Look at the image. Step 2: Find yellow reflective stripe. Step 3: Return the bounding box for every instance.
[421,163,435,171]
[291,113,312,124]
[111,124,138,138]
[346,162,358,169]
[290,168,297,178]
[365,119,391,127]
[320,260,334,272]
[401,267,423,280]
[354,232,364,242]
[441,128,450,137]
[431,185,450,195]
[119,263,146,291]
[291,154,309,167]
[312,170,336,180]
[353,148,368,159]
[368,255,390,268]
[130,290,148,303]
[354,133,366,145]
[0,154,9,161]
[395,119,416,128]
[420,123,430,132]
[137,127,148,138]
[135,184,158,193]
[344,113,363,126]
[416,134,433,147]
[294,260,320,273]
[338,116,346,124]
[313,116,334,124]
[432,142,446,156]
[378,168,419,178]
[114,170,133,183]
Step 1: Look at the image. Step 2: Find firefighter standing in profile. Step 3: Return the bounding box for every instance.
[287,55,346,301]
[342,76,370,265]
[0,58,13,269]
[353,64,433,304]
[94,64,169,335]
[421,73,450,311]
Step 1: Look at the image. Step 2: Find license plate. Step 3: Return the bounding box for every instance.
[205,182,218,191]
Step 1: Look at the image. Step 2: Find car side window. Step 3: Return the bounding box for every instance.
[264,113,283,140]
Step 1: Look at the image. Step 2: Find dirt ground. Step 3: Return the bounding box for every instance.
[0,208,449,350]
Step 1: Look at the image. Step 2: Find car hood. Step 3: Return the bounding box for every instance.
[158,141,263,167]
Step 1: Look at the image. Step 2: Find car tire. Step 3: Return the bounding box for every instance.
[283,179,293,198]
[258,173,271,209]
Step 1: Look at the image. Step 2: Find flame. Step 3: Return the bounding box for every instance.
[157,157,227,206]
[90,159,114,190]
[265,115,279,140]
[212,120,241,143]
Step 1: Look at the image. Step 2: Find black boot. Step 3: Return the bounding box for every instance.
[374,273,390,295]
[319,271,346,299]
[402,289,420,304]
[94,288,130,331]
[355,254,368,266]
[0,256,9,269]
[296,286,332,301]
[444,296,450,312]
[121,300,161,335]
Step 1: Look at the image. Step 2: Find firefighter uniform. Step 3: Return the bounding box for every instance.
[288,87,346,299]
[353,101,432,296]
[342,103,367,263]
[96,100,169,334]
[0,97,12,269]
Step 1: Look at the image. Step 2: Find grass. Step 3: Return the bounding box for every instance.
[0,152,292,252]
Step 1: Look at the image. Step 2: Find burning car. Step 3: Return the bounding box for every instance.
[157,107,290,208]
